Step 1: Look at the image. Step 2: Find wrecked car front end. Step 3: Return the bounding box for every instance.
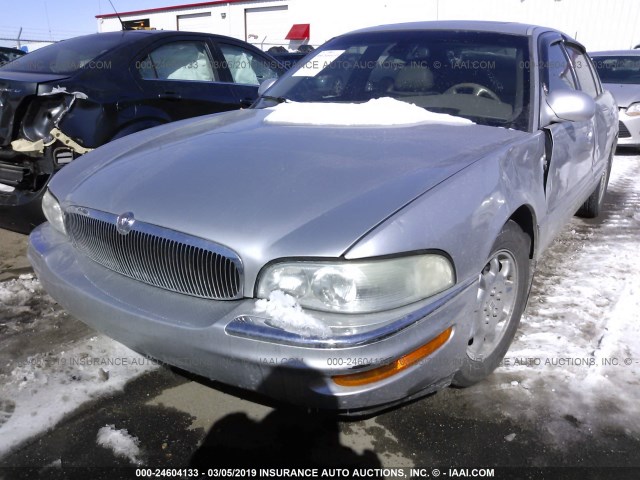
[0,75,94,232]
[0,33,135,233]
[0,29,285,233]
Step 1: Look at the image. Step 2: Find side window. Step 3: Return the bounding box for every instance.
[545,42,576,93]
[565,45,599,98]
[138,41,217,82]
[218,44,279,85]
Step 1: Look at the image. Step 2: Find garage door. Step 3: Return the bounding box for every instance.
[177,12,212,33]
[244,5,289,50]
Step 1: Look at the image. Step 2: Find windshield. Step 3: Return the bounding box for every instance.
[1,34,125,75]
[591,55,640,85]
[258,30,531,130]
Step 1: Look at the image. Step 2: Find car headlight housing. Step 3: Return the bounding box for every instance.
[625,103,640,116]
[42,189,66,235]
[257,254,455,314]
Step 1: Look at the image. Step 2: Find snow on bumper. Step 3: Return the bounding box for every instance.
[28,223,477,411]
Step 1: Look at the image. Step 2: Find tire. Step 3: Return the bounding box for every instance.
[452,220,531,387]
[576,152,612,219]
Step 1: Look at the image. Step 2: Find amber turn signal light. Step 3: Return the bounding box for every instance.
[332,327,453,387]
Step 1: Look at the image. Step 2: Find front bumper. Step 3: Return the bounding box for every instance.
[618,111,640,147]
[0,149,56,233]
[0,183,47,234]
[29,223,478,411]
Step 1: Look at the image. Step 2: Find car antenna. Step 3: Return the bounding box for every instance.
[107,0,132,31]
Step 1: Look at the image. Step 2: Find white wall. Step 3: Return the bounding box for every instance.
[433,0,640,50]
[97,0,640,51]
[99,4,230,34]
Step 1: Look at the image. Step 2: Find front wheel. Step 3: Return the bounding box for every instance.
[452,220,531,387]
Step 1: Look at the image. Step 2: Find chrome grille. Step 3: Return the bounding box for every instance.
[65,207,243,300]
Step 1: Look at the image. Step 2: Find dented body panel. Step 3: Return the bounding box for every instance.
[0,72,68,147]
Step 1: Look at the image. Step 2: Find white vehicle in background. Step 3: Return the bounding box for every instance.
[591,50,640,148]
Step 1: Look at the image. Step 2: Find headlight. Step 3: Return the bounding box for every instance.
[257,254,455,314]
[42,189,66,235]
[625,103,640,116]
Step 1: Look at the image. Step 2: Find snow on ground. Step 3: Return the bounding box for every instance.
[0,273,87,376]
[0,335,157,457]
[466,153,640,443]
[96,424,143,465]
[0,278,158,458]
[264,97,474,126]
[1,274,59,320]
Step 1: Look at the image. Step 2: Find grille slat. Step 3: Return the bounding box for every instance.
[194,247,207,297]
[65,208,243,300]
[619,121,631,138]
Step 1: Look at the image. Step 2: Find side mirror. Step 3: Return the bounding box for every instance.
[258,78,277,97]
[542,89,596,125]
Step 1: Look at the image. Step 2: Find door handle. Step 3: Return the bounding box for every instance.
[158,92,181,100]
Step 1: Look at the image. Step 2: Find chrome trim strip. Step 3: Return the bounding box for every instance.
[65,206,244,300]
[226,277,476,348]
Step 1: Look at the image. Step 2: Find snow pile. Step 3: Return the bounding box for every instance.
[0,274,71,378]
[96,424,143,465]
[264,97,473,126]
[255,290,331,338]
[0,273,40,308]
[0,273,59,325]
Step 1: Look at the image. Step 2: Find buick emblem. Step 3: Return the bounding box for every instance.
[116,212,135,235]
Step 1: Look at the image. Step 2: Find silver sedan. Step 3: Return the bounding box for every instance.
[591,50,640,147]
[29,21,618,413]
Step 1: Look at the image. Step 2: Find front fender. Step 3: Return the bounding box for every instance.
[345,132,548,283]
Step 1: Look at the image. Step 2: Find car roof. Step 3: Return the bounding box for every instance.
[348,20,560,38]
[61,29,246,45]
[590,50,640,56]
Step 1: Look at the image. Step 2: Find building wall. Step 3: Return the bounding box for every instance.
[97,0,640,51]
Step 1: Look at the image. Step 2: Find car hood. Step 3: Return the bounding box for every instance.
[603,83,640,108]
[53,108,525,266]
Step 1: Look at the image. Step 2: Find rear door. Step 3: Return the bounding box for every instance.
[134,34,238,119]
[563,44,617,165]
